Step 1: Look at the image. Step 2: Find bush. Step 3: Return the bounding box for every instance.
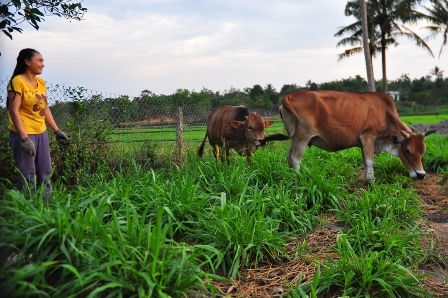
[296,234,429,297]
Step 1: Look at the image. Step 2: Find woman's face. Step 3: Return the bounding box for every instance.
[26,52,45,75]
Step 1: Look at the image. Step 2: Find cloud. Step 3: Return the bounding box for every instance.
[0,0,444,96]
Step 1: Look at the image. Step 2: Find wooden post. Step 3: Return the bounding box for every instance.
[176,107,184,166]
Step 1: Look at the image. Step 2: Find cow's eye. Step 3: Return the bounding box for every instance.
[406,148,412,155]
[248,126,253,130]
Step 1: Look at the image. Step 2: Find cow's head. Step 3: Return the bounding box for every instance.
[230,115,273,148]
[389,126,436,179]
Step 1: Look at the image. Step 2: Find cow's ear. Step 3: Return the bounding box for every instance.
[229,120,244,129]
[264,120,274,128]
[389,134,403,144]
[421,126,436,137]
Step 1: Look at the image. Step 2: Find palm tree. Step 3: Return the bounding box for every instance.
[336,0,434,93]
[423,0,448,58]
[429,65,445,79]
[361,0,376,91]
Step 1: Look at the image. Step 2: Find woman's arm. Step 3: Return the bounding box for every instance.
[44,106,60,132]
[8,91,28,139]
[45,105,69,144]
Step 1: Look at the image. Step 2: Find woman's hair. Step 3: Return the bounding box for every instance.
[7,48,40,109]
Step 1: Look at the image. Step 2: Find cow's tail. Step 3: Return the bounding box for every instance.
[262,133,290,144]
[198,133,208,157]
[279,94,298,137]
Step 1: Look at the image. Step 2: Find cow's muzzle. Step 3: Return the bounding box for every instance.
[410,171,426,180]
[416,172,426,179]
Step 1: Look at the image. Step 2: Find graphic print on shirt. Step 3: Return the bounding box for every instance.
[33,94,47,116]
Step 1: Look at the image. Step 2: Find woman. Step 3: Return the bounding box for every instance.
[7,48,69,200]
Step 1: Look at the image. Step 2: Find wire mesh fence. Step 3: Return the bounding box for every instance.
[0,78,280,154]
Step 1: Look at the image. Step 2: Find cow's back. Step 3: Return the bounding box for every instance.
[206,105,249,142]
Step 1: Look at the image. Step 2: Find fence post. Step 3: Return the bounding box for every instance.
[176,107,184,166]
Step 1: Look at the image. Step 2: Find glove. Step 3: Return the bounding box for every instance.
[55,130,69,144]
[22,137,36,156]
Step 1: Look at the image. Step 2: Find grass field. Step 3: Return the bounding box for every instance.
[1,133,447,297]
[111,114,448,146]
[110,120,288,145]
[2,103,448,296]
[401,114,448,125]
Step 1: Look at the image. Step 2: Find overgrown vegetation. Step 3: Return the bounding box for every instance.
[1,79,448,296]
[0,130,447,296]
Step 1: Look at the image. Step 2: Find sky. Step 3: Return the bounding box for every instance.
[0,0,446,97]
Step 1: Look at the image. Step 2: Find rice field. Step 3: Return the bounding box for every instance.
[111,114,448,144]
[401,114,448,125]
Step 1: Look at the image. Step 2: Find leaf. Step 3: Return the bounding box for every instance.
[2,29,13,39]
[86,282,123,298]
[60,264,83,286]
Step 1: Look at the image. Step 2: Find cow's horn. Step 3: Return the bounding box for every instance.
[421,126,436,137]
[400,130,410,139]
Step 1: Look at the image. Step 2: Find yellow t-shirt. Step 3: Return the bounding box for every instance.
[8,75,48,134]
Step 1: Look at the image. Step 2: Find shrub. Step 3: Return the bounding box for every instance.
[296,234,429,297]
[50,87,114,186]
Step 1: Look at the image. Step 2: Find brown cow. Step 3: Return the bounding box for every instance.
[198,105,273,164]
[276,90,435,183]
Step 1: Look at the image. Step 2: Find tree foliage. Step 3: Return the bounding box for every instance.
[0,0,87,47]
[336,0,433,93]
[423,0,448,58]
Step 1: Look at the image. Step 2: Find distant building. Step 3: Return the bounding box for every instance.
[388,91,400,101]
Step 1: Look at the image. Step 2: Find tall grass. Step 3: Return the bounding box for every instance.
[297,234,428,297]
[1,135,446,297]
[0,189,223,297]
[424,134,448,173]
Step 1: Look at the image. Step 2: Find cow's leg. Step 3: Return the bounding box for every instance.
[360,136,375,183]
[286,139,308,171]
[225,143,232,164]
[245,150,254,165]
[213,144,220,163]
[221,139,227,163]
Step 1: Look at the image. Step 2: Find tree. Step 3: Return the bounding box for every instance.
[335,14,385,62]
[250,84,264,101]
[336,0,433,93]
[0,0,87,54]
[360,0,376,91]
[279,84,301,96]
[335,1,394,90]
[429,65,445,79]
[423,0,448,58]
[263,84,279,105]
[319,75,368,92]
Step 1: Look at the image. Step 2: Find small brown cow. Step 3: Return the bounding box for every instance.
[272,90,436,183]
[198,105,273,164]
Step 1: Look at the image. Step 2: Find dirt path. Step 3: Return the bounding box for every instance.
[415,174,448,297]
[413,121,448,296]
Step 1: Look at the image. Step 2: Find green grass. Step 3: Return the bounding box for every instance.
[110,114,447,147]
[111,118,287,144]
[400,114,448,125]
[1,133,447,297]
